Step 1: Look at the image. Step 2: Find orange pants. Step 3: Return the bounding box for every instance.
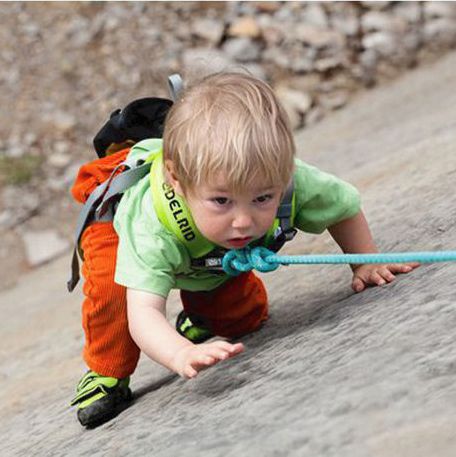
[80,221,268,379]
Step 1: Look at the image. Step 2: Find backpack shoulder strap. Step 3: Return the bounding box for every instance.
[67,143,159,292]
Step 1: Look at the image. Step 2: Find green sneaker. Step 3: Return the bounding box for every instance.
[70,371,132,427]
[176,311,213,344]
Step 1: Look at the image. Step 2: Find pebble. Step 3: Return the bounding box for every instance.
[228,16,261,38]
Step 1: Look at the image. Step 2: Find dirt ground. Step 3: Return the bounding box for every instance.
[2,52,456,456]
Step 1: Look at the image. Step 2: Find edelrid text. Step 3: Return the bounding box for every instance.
[162,183,195,241]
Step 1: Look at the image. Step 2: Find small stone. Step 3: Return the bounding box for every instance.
[261,25,283,46]
[222,37,262,62]
[182,48,234,76]
[228,16,261,38]
[253,2,281,13]
[48,151,72,169]
[21,229,70,267]
[276,86,313,115]
[332,14,360,37]
[0,210,13,228]
[315,56,344,72]
[295,25,345,49]
[362,31,398,56]
[318,90,349,110]
[359,49,379,70]
[361,1,392,10]
[424,2,456,19]
[302,3,328,28]
[288,74,322,94]
[394,1,422,23]
[192,18,225,44]
[362,11,408,34]
[424,18,456,45]
[240,63,267,81]
[262,47,291,69]
[305,106,325,126]
[43,111,76,134]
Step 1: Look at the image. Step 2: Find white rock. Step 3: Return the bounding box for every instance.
[424,18,456,44]
[362,11,408,34]
[276,86,313,114]
[21,229,70,267]
[192,18,225,44]
[424,2,456,19]
[262,47,291,69]
[48,151,72,169]
[362,31,398,56]
[361,1,392,10]
[314,56,344,72]
[305,106,324,125]
[295,25,345,49]
[318,90,349,110]
[182,48,235,76]
[222,38,261,62]
[43,111,76,134]
[302,3,328,28]
[394,1,422,23]
[239,63,267,81]
[332,14,359,37]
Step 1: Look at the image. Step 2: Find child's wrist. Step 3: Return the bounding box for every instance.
[170,343,194,376]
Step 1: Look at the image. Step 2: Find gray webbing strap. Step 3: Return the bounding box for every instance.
[96,162,151,218]
[168,74,184,101]
[67,161,152,292]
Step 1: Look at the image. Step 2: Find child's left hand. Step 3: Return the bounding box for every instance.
[351,263,420,293]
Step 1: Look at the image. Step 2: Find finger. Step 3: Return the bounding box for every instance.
[229,342,245,355]
[378,267,396,282]
[183,365,198,379]
[352,277,365,293]
[370,271,386,286]
[194,353,216,366]
[398,263,421,273]
[210,341,245,355]
[203,347,231,361]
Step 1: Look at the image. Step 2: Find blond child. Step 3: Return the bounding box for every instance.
[71,72,417,426]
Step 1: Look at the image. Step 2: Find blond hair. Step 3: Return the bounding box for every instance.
[163,72,295,194]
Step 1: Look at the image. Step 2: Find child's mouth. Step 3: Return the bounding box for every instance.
[227,237,252,248]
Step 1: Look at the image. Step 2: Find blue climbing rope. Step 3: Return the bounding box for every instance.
[222,246,456,276]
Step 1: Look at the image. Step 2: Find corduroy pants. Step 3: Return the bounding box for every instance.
[80,221,268,378]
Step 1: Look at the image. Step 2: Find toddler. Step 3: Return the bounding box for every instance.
[70,72,417,426]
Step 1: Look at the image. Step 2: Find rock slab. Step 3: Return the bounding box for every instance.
[2,52,456,456]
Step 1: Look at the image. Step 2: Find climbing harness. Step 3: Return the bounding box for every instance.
[222,247,456,276]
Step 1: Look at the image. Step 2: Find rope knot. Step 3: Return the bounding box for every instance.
[222,247,278,276]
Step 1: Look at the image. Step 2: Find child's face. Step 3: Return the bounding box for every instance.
[183,174,283,249]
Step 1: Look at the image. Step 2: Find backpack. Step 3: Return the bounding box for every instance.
[67,75,296,292]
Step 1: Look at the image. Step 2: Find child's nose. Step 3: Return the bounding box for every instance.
[232,211,253,230]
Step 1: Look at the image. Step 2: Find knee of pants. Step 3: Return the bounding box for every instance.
[181,272,268,338]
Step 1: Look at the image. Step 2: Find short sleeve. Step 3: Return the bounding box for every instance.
[293,159,361,234]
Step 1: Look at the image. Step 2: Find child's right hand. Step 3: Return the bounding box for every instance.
[172,341,244,379]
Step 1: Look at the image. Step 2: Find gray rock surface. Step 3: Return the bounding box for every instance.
[2,52,456,456]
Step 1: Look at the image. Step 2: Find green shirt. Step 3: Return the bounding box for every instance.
[114,142,361,298]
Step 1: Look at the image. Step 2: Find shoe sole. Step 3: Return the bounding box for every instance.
[77,388,133,428]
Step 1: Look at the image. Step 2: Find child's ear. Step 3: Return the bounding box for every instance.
[164,159,185,196]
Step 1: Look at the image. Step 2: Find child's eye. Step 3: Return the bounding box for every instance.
[212,197,229,205]
[254,194,273,203]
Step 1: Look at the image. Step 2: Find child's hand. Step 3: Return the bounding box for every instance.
[352,263,420,293]
[172,341,244,379]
